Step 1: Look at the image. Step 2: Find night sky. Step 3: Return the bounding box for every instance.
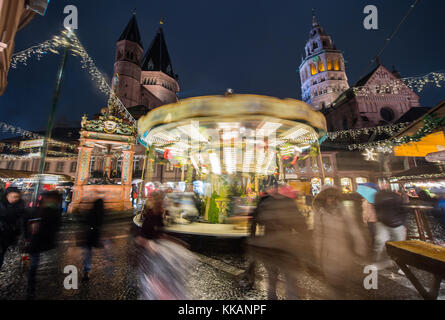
[1,0,445,133]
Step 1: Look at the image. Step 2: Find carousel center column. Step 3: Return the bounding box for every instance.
[121,145,135,211]
[68,141,93,213]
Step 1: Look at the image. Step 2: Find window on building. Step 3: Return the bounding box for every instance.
[7,161,14,170]
[90,157,96,172]
[311,178,322,195]
[166,162,174,172]
[334,59,340,71]
[56,162,65,173]
[21,162,29,171]
[380,107,395,123]
[310,63,317,75]
[44,162,50,172]
[356,177,368,184]
[327,59,333,70]
[70,161,77,173]
[341,178,353,193]
[318,60,325,72]
[324,177,334,186]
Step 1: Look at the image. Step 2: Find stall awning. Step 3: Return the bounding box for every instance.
[394,131,445,157]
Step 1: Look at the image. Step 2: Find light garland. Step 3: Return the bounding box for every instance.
[352,71,445,96]
[10,29,136,126]
[390,173,445,183]
[0,121,77,150]
[347,114,445,151]
[327,122,410,140]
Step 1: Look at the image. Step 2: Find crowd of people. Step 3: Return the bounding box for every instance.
[0,180,440,300]
[240,182,427,299]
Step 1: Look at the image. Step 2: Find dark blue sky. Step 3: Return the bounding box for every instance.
[1,0,445,133]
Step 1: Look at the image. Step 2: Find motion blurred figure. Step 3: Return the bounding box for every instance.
[246,184,310,300]
[81,199,105,282]
[313,187,368,299]
[26,191,62,299]
[373,190,407,270]
[0,187,26,270]
[136,191,195,300]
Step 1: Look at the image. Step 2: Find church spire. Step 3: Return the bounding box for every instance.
[312,9,318,27]
[141,22,177,80]
[118,11,143,48]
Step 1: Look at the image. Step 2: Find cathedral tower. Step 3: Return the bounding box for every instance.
[299,14,349,110]
[140,22,180,106]
[112,12,144,110]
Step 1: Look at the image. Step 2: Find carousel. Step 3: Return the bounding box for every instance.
[136,94,327,236]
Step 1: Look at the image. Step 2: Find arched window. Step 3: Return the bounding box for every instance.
[312,42,318,50]
[310,63,317,75]
[318,59,325,72]
[327,59,333,70]
[334,59,340,71]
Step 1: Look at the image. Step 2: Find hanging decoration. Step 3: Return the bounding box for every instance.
[327,122,410,140]
[0,121,77,150]
[10,29,136,126]
[347,115,445,151]
[352,71,445,95]
[362,148,379,161]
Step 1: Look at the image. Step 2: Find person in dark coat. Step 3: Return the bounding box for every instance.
[81,199,105,282]
[26,191,62,299]
[0,187,26,270]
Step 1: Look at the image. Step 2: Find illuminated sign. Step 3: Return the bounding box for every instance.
[19,139,44,149]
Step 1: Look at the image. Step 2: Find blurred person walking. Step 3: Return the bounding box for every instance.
[357,183,379,248]
[136,191,196,300]
[246,184,310,300]
[80,199,105,282]
[372,190,408,270]
[312,187,368,299]
[26,191,62,299]
[0,187,26,270]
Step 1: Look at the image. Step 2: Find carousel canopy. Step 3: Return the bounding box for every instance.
[138,95,327,176]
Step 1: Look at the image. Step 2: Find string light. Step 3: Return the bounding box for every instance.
[327,122,410,140]
[0,121,77,150]
[10,29,136,126]
[352,71,445,96]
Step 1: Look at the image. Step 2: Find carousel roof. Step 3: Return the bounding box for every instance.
[138,94,327,138]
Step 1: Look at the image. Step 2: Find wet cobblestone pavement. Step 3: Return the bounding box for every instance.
[0,214,444,300]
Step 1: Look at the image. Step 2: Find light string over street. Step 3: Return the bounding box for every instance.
[0,120,77,150]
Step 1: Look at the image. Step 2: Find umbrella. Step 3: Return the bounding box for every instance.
[356,183,379,204]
